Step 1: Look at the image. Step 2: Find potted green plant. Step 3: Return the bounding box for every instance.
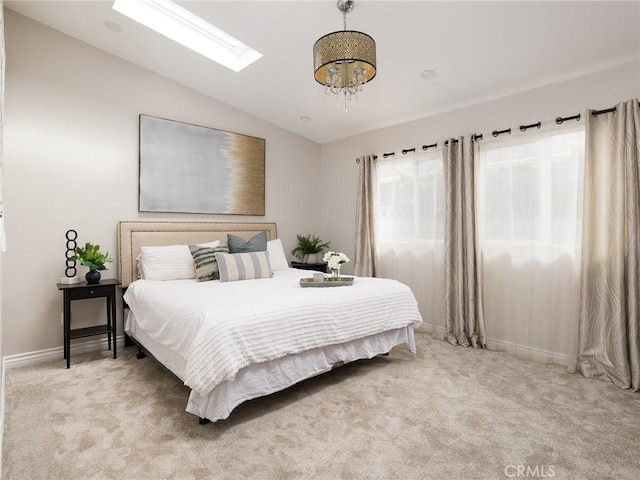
[291,234,330,263]
[72,242,113,284]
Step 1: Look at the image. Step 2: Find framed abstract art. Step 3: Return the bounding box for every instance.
[138,114,265,215]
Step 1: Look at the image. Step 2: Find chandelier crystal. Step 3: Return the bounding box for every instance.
[313,0,377,111]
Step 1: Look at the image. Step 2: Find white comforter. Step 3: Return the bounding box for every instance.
[124,269,422,395]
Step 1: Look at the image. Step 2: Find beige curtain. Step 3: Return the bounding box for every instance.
[578,98,640,391]
[354,155,377,277]
[443,136,486,348]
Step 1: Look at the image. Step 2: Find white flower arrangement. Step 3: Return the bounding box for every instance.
[323,251,350,271]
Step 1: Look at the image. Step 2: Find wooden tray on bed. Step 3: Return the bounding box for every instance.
[299,277,354,288]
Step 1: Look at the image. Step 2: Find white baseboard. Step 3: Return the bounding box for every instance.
[485,336,568,366]
[1,355,5,479]
[3,335,126,369]
[1,329,569,371]
[414,323,432,334]
[416,323,446,339]
[419,323,568,366]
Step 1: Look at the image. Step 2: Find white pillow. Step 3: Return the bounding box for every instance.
[267,238,289,271]
[137,240,221,280]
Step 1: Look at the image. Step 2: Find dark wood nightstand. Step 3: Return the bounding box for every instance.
[56,279,120,368]
[291,262,328,273]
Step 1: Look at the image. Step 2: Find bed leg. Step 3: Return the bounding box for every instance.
[136,348,146,360]
[199,417,211,425]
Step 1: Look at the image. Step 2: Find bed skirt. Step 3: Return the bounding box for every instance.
[126,311,415,422]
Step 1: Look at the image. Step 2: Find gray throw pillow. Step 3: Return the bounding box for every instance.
[189,244,230,281]
[227,231,268,254]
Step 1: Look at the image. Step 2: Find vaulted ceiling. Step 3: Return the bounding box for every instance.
[6,1,640,144]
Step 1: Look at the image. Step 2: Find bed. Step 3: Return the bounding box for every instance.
[118,221,423,423]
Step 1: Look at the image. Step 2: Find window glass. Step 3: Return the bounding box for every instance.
[377,151,444,243]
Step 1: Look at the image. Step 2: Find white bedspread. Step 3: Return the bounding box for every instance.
[124,269,422,395]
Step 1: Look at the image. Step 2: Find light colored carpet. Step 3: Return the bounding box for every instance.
[2,332,639,480]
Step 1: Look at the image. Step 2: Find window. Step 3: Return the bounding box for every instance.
[375,126,585,355]
[377,150,444,243]
[478,126,585,359]
[375,150,446,331]
[479,127,585,253]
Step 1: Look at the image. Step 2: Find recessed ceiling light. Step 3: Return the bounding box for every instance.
[112,0,262,72]
[421,69,437,80]
[299,116,311,122]
[103,20,123,32]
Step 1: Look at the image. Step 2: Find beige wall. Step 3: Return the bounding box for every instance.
[3,8,640,358]
[320,61,640,278]
[2,10,321,356]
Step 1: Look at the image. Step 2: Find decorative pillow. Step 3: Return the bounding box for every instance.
[215,251,272,282]
[227,231,268,254]
[267,238,289,271]
[136,241,221,280]
[189,244,230,282]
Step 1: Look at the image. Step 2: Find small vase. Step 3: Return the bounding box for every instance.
[85,270,101,285]
[331,267,341,281]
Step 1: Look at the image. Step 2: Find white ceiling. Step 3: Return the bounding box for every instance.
[6,1,640,144]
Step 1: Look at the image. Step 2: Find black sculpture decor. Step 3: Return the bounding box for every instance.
[65,229,78,278]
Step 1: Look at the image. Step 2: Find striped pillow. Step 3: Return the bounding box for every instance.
[189,244,230,282]
[215,251,272,282]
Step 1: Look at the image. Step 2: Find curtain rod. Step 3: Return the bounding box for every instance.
[362,100,636,163]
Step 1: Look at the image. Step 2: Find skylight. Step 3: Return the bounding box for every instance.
[112,0,262,72]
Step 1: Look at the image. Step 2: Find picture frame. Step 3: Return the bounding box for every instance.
[138,114,265,215]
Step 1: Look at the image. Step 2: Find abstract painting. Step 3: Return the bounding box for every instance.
[139,115,265,215]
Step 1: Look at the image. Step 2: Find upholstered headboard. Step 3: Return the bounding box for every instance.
[117,221,278,287]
